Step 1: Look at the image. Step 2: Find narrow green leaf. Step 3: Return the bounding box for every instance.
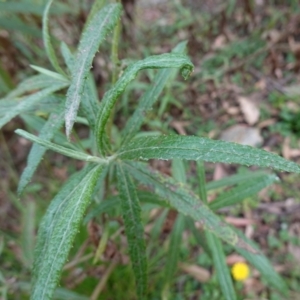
[65,3,122,138]
[96,53,194,155]
[32,166,94,285]
[60,42,99,132]
[116,163,147,299]
[197,161,208,203]
[233,229,288,295]
[60,42,74,71]
[197,161,237,300]
[18,105,65,195]
[209,174,279,211]
[206,170,269,191]
[0,16,41,37]
[2,75,61,100]
[0,82,68,129]
[15,129,106,164]
[0,1,69,15]
[124,162,253,251]
[20,201,36,268]
[121,41,188,146]
[80,74,99,132]
[42,0,67,77]
[83,0,107,33]
[206,233,237,300]
[163,159,186,294]
[84,196,120,224]
[31,164,107,300]
[117,135,300,173]
[30,65,68,82]
[163,214,185,292]
[186,218,211,256]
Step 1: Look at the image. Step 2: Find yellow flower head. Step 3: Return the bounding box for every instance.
[231,262,250,281]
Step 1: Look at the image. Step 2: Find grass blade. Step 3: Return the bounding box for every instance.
[96,53,194,155]
[163,214,185,297]
[124,162,253,251]
[15,129,106,164]
[18,104,65,195]
[209,174,279,211]
[65,3,122,138]
[31,164,107,300]
[117,135,300,173]
[197,160,237,300]
[206,233,237,300]
[42,0,67,77]
[121,41,188,146]
[116,163,147,299]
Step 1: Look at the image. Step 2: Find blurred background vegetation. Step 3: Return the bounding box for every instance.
[1,0,300,299]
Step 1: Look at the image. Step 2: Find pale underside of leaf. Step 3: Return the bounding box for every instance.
[65,3,122,138]
[117,135,300,173]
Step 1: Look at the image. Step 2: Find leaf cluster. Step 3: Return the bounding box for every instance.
[1,2,298,299]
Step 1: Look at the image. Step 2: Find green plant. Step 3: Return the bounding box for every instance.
[2,1,300,299]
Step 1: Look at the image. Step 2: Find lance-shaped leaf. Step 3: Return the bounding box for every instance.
[18,104,65,195]
[116,163,147,299]
[2,75,63,100]
[121,41,188,146]
[30,65,68,82]
[209,174,279,211]
[15,129,106,164]
[163,214,185,296]
[96,54,194,155]
[65,3,122,138]
[43,0,67,77]
[0,81,68,129]
[206,170,269,191]
[117,135,300,173]
[124,162,253,251]
[61,42,99,132]
[31,164,107,300]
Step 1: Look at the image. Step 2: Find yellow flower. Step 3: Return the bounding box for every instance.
[231,262,250,281]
